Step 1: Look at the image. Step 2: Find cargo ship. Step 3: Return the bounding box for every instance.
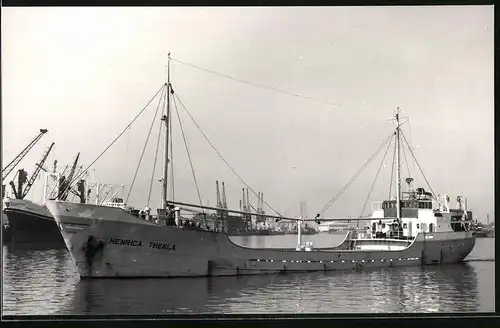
[45,56,476,278]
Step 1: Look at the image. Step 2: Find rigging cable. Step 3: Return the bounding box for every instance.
[126,85,166,204]
[48,166,66,200]
[358,133,395,219]
[388,135,397,200]
[73,166,84,183]
[100,185,113,204]
[147,116,164,207]
[57,84,167,199]
[400,130,441,206]
[172,91,284,218]
[400,133,412,179]
[317,131,395,217]
[401,108,416,173]
[409,120,416,172]
[171,58,341,107]
[172,94,204,214]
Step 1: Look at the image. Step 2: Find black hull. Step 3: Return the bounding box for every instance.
[2,208,65,245]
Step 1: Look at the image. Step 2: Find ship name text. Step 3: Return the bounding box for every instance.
[108,237,176,251]
[109,238,142,247]
[149,241,176,251]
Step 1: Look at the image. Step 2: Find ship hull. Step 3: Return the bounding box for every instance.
[474,229,495,238]
[3,207,65,245]
[46,201,476,279]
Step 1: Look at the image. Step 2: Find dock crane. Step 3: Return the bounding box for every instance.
[57,153,80,201]
[75,179,87,204]
[221,182,228,209]
[216,181,222,208]
[2,129,48,182]
[216,180,222,217]
[9,142,55,200]
[41,161,87,203]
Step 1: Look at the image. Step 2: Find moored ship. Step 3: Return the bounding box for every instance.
[45,56,476,278]
[2,197,64,244]
[2,156,129,245]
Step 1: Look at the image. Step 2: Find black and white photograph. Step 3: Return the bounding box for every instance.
[1,5,495,317]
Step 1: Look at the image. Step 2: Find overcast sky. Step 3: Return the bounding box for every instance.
[2,6,494,222]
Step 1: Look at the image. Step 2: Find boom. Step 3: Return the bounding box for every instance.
[2,129,48,181]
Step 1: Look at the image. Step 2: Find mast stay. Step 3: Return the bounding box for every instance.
[57,56,443,225]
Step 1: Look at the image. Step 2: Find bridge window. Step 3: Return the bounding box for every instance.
[429,223,434,232]
[403,223,408,229]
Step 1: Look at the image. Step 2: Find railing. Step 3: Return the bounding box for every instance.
[135,212,229,233]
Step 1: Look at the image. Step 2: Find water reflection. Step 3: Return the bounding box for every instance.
[2,245,79,315]
[60,262,484,314]
[2,237,494,315]
[368,264,480,312]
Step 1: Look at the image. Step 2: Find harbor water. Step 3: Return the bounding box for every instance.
[2,233,495,315]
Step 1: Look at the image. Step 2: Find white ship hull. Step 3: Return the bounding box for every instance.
[46,201,476,279]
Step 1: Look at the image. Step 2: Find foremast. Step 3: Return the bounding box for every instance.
[395,107,401,223]
[161,53,171,210]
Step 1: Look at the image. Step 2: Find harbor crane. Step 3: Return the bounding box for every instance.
[221,182,227,209]
[9,142,55,200]
[57,153,80,201]
[215,180,229,218]
[216,180,221,208]
[2,129,48,182]
[41,160,87,203]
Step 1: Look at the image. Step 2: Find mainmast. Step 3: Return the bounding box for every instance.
[395,107,401,222]
[161,53,171,209]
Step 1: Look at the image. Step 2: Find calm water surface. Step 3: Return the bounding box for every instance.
[2,233,495,315]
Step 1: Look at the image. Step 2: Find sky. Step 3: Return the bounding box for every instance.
[1,6,494,222]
